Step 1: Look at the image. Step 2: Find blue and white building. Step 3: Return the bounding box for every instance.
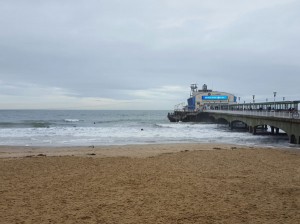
[187,84,237,111]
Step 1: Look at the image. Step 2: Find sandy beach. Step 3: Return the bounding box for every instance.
[0,144,299,223]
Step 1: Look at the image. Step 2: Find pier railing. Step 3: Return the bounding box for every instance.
[205,109,300,119]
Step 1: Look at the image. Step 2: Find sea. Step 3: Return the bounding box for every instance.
[0,110,297,148]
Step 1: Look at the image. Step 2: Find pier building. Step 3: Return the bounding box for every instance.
[188,84,237,111]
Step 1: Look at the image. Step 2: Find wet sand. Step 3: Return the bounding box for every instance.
[0,144,299,223]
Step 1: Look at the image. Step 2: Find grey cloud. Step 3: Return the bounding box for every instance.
[0,0,300,109]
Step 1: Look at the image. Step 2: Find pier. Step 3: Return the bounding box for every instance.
[168,84,300,144]
[168,100,300,144]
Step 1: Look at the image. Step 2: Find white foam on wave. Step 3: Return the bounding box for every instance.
[64,119,80,122]
[0,123,291,147]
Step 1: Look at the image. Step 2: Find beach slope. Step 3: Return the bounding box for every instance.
[0,144,299,223]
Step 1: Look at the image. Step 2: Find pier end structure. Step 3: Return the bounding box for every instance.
[188,84,237,111]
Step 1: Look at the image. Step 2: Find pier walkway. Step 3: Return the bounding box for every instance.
[205,109,300,119]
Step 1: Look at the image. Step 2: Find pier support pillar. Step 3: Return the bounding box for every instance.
[271,126,275,135]
[289,134,300,144]
[290,135,297,144]
[229,122,233,130]
[253,127,257,135]
[276,128,280,135]
[249,126,253,133]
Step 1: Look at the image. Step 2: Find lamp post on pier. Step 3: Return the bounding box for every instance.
[273,92,277,115]
[252,95,255,110]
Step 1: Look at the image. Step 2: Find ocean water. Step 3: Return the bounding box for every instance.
[0,110,295,148]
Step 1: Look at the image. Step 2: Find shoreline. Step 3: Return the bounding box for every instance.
[0,142,289,159]
[0,142,299,159]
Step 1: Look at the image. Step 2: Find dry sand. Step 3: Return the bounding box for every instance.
[0,144,299,223]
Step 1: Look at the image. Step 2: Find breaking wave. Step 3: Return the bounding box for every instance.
[64,119,80,123]
[0,121,51,128]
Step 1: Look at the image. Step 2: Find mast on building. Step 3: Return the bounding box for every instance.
[190,84,198,97]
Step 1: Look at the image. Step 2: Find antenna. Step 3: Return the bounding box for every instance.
[190,84,198,96]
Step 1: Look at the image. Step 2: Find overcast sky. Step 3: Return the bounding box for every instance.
[0,0,299,110]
